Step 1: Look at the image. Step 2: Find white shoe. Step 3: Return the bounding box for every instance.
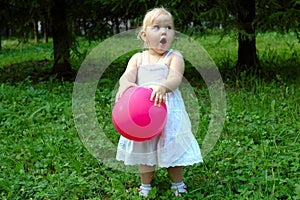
[138,185,152,197]
[171,183,187,197]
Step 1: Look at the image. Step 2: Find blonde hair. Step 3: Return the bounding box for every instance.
[138,7,174,39]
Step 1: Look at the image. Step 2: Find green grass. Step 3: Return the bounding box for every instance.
[196,31,299,80]
[0,32,299,199]
[0,39,53,68]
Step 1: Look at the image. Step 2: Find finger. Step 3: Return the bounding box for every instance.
[155,94,163,107]
[154,97,159,106]
[158,94,163,103]
[161,95,166,103]
[150,90,156,101]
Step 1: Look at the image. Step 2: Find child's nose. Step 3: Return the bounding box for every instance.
[161,28,167,35]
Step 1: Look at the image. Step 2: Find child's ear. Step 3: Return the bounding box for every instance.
[140,31,147,42]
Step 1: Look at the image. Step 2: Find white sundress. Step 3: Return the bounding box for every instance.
[116,49,203,167]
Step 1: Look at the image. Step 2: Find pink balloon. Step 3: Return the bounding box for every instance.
[112,87,167,142]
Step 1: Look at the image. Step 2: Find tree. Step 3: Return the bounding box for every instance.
[99,0,157,34]
[50,0,73,76]
[2,0,298,78]
[256,0,300,37]
[198,0,299,74]
[236,0,260,72]
[0,0,10,51]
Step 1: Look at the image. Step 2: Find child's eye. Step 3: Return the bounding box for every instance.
[152,25,160,30]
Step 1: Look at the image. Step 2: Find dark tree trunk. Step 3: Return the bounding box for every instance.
[51,0,72,77]
[23,31,28,43]
[42,21,49,43]
[115,17,120,34]
[5,28,9,39]
[33,20,39,44]
[236,0,260,73]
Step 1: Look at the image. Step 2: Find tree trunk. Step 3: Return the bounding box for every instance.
[5,28,9,39]
[33,20,39,44]
[51,0,72,77]
[23,31,28,43]
[42,21,49,43]
[236,0,260,73]
[115,17,120,34]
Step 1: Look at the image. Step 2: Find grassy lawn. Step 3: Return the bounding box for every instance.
[0,32,299,199]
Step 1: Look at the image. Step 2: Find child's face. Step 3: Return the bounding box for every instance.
[142,14,175,54]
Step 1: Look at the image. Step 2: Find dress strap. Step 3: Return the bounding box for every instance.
[163,49,173,63]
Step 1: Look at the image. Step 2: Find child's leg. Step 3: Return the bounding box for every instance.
[139,165,155,183]
[167,166,183,183]
[167,166,187,196]
[138,165,155,197]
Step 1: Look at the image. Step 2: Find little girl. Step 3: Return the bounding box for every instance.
[115,7,203,197]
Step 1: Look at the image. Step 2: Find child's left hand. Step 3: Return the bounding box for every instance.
[148,85,167,107]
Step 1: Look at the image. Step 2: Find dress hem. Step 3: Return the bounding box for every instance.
[116,158,203,168]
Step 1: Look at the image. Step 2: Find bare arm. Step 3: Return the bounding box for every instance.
[161,51,184,92]
[149,51,184,106]
[115,53,141,102]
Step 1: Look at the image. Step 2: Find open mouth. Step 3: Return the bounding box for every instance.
[160,38,167,45]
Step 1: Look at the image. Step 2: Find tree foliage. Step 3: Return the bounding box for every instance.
[193,0,299,72]
[0,0,299,77]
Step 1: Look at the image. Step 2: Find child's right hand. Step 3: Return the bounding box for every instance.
[115,83,137,103]
[148,84,167,107]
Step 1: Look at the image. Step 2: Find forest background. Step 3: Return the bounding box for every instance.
[0,0,299,199]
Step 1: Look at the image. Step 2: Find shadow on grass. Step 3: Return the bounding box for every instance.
[185,64,299,90]
[0,58,299,87]
[0,59,77,84]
